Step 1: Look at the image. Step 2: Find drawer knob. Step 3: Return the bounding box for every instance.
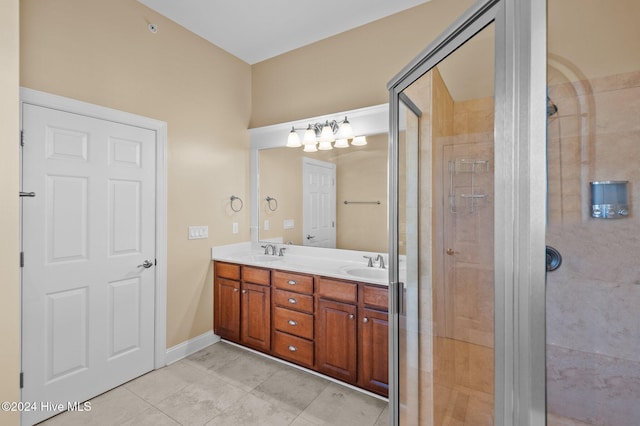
[363,317,369,323]
[233,288,239,292]
[242,290,247,294]
[349,314,355,320]
[288,345,297,352]
[287,280,297,285]
[288,298,297,304]
[288,320,298,326]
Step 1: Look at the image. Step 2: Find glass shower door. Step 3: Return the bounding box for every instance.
[392,21,496,426]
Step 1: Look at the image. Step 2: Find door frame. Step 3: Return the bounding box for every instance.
[386,0,547,424]
[19,87,168,374]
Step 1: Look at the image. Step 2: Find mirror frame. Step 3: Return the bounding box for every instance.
[248,104,389,246]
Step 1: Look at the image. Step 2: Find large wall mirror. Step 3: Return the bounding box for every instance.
[249,105,389,253]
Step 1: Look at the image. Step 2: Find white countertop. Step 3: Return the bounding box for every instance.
[211,242,391,286]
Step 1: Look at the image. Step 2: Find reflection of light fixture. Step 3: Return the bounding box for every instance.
[285,116,366,151]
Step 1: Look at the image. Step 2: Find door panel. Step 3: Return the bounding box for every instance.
[22,104,156,425]
[302,157,336,247]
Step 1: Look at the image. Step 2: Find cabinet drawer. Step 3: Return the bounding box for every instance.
[362,285,388,311]
[316,277,357,303]
[242,266,270,286]
[273,289,314,314]
[273,270,313,294]
[215,261,240,280]
[273,306,313,340]
[273,331,314,367]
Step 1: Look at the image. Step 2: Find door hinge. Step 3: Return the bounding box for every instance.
[20,252,24,268]
[154,259,157,266]
[20,372,23,388]
[20,130,24,147]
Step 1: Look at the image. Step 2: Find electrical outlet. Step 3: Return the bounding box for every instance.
[188,226,208,240]
[283,219,295,229]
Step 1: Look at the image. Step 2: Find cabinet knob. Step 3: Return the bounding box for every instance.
[287,280,297,285]
[363,317,369,323]
[288,345,297,352]
[288,320,298,326]
[288,298,297,304]
[242,290,247,294]
[233,288,239,292]
[349,314,355,320]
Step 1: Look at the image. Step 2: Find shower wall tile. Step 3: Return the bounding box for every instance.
[593,86,640,133]
[547,345,640,426]
[546,270,640,362]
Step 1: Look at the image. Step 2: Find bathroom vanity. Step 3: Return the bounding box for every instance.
[211,244,389,397]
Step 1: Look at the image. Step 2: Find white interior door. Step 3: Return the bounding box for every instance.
[21,104,157,425]
[302,157,336,248]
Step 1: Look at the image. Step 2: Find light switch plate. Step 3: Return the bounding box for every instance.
[232,222,239,234]
[188,226,208,240]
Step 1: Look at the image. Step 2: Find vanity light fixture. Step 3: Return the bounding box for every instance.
[286,116,367,151]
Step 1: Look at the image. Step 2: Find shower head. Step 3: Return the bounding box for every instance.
[547,96,558,117]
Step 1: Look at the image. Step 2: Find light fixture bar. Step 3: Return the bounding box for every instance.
[286,116,366,151]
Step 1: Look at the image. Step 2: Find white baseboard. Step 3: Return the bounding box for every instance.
[165,330,220,365]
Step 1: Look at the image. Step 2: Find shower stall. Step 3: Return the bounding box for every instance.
[387,0,639,424]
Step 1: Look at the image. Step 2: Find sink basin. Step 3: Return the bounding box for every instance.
[343,267,388,281]
[240,254,282,263]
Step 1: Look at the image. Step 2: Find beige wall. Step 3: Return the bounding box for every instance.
[250,0,475,128]
[0,0,21,424]
[335,133,388,252]
[20,0,252,348]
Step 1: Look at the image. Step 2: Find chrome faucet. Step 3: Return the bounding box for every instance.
[262,244,276,255]
[376,254,386,269]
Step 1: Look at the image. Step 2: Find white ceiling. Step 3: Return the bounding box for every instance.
[137,0,431,64]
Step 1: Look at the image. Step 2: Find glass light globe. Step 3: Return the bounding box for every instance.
[318,140,333,150]
[319,122,334,142]
[303,126,316,145]
[303,143,318,152]
[339,117,354,139]
[286,128,301,147]
[334,138,349,148]
[351,135,367,146]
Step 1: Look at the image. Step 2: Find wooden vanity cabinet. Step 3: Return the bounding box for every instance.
[271,270,315,368]
[213,261,389,397]
[240,266,271,352]
[213,262,241,341]
[358,285,389,395]
[213,261,271,353]
[315,277,358,384]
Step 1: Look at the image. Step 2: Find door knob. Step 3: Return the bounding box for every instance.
[446,248,459,256]
[138,260,154,268]
[306,234,315,240]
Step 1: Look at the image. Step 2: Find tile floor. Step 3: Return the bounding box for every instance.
[39,341,389,426]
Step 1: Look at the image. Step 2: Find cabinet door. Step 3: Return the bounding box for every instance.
[359,307,389,395]
[316,299,357,383]
[241,282,271,352]
[214,277,240,341]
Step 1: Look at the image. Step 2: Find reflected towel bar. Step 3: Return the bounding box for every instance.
[344,200,381,205]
